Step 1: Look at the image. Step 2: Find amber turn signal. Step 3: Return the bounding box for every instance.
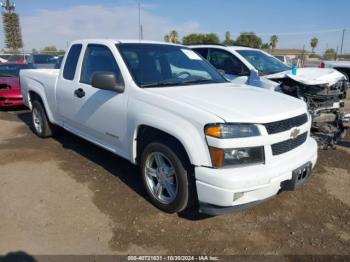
[209,147,224,168]
[205,125,222,138]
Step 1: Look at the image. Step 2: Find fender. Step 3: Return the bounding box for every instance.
[128,113,212,167]
[24,76,56,123]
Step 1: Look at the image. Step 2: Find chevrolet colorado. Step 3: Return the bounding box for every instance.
[20,39,317,215]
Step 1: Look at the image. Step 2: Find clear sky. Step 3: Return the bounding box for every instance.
[1,0,349,53]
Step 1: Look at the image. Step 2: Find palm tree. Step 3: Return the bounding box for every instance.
[164,30,180,44]
[222,31,235,45]
[270,35,278,50]
[164,34,170,42]
[310,37,319,53]
[1,0,23,51]
[169,30,180,44]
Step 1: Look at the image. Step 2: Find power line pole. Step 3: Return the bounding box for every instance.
[340,29,345,55]
[336,45,339,60]
[140,24,143,40]
[138,2,143,40]
[301,44,305,67]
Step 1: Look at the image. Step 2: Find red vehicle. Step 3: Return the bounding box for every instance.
[0,63,33,108]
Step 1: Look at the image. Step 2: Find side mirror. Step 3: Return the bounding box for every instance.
[249,68,259,79]
[236,65,250,76]
[247,68,264,88]
[91,72,125,93]
[217,69,226,76]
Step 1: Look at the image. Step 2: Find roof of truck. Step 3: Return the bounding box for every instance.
[188,44,257,51]
[71,39,183,47]
[228,46,257,51]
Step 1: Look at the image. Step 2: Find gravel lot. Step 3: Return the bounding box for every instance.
[0,104,350,257]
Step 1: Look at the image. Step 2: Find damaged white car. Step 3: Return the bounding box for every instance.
[190,45,350,148]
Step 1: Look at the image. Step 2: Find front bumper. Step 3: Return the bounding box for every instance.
[195,137,318,215]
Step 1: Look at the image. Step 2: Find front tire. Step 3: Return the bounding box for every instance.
[31,100,55,138]
[140,141,194,213]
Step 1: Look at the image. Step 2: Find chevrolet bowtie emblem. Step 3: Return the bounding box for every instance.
[290,128,300,139]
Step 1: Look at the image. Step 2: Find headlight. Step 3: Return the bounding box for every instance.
[205,124,260,139]
[209,146,265,168]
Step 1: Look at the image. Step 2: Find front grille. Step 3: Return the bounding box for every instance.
[271,132,308,156]
[263,114,308,135]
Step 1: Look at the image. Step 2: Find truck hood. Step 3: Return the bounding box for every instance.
[149,83,307,123]
[265,68,346,86]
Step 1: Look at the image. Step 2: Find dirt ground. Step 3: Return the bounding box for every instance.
[0,107,350,258]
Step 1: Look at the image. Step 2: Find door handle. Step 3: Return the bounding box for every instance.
[74,88,85,98]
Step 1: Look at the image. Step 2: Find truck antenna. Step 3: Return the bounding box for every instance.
[138,2,143,41]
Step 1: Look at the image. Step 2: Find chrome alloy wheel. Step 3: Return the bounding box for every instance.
[32,107,43,134]
[144,152,178,204]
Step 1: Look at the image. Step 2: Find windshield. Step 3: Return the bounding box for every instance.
[0,64,33,77]
[237,50,290,75]
[117,44,226,88]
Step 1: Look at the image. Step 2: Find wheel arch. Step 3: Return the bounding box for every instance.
[27,90,55,123]
[131,121,211,168]
[136,125,192,166]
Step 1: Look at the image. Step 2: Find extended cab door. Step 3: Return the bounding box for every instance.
[57,43,128,156]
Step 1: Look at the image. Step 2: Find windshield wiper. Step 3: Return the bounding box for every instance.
[141,80,185,88]
[141,79,220,88]
[181,79,219,85]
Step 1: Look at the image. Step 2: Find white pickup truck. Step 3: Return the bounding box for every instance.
[20,39,318,215]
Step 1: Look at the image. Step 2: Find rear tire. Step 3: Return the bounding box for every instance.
[31,100,55,138]
[140,141,195,213]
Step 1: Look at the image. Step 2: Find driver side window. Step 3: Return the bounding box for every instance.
[80,44,123,86]
[208,49,248,76]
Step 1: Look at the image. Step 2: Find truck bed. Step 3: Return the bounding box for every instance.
[20,69,60,119]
